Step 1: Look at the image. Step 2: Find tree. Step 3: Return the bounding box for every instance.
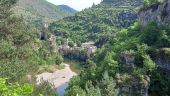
[68,41,74,47]
[143,55,156,72]
[141,23,158,45]
[86,81,101,96]
[0,78,33,96]
[65,86,86,96]
[55,55,64,65]
[0,0,20,38]
[102,52,118,76]
[99,71,116,96]
[144,0,160,6]
[0,0,31,82]
[32,81,58,96]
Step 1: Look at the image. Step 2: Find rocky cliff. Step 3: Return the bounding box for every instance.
[150,48,170,73]
[139,0,170,26]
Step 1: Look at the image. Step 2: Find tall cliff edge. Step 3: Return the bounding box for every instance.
[139,0,170,26]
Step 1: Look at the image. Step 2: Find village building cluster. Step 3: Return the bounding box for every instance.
[40,23,97,61]
[59,40,97,61]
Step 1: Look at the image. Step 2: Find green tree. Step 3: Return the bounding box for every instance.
[144,0,160,6]
[102,52,118,75]
[99,71,116,96]
[32,81,58,96]
[0,78,33,96]
[55,55,63,65]
[65,86,86,96]
[86,81,101,96]
[0,0,32,82]
[68,41,74,47]
[143,55,156,72]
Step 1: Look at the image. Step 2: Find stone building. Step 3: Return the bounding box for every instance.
[81,41,97,56]
[59,41,97,61]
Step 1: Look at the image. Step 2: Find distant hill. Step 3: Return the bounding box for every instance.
[58,5,77,14]
[13,0,75,27]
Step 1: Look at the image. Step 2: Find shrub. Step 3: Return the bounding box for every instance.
[143,55,156,71]
[31,81,58,96]
[68,41,75,47]
[0,78,33,96]
[55,55,64,65]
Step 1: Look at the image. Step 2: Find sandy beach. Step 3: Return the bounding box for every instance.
[36,64,77,88]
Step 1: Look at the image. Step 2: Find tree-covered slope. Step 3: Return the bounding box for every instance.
[49,0,143,47]
[0,0,62,95]
[65,0,170,96]
[102,0,143,6]
[14,0,75,25]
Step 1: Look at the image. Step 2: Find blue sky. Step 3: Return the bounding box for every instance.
[46,0,102,11]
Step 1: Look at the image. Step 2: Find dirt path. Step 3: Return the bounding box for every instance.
[36,64,77,88]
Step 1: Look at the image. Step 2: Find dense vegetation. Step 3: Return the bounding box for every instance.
[65,21,170,96]
[63,0,170,95]
[49,0,142,47]
[0,78,33,96]
[144,0,163,6]
[0,0,61,82]
[0,0,61,95]
[1,0,170,95]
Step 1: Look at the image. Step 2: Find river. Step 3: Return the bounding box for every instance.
[36,58,83,96]
[56,58,84,96]
[56,83,69,96]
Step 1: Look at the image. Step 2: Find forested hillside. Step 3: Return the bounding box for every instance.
[64,0,170,96]
[14,0,75,27]
[1,0,170,96]
[0,0,62,95]
[49,0,143,47]
[102,0,143,6]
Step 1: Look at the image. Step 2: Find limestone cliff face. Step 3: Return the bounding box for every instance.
[139,0,170,26]
[150,48,170,72]
[117,51,150,96]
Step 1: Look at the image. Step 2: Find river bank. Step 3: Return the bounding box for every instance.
[64,58,84,74]
[36,64,77,88]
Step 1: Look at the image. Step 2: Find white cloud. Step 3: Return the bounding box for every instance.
[46,0,101,11]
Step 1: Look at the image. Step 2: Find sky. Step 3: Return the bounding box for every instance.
[46,0,102,11]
